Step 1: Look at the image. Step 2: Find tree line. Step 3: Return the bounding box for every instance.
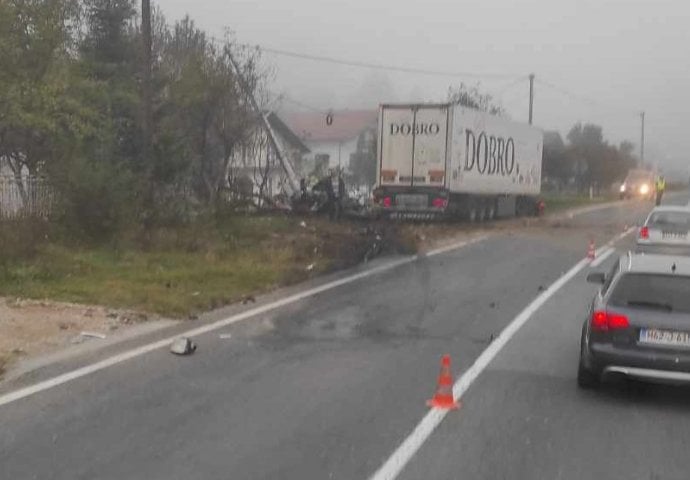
[0,0,264,238]
[542,123,638,193]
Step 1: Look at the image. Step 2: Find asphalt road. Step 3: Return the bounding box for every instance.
[0,196,679,480]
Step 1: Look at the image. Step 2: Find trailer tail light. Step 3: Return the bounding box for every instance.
[382,196,392,208]
[639,226,649,239]
[431,197,448,209]
[591,310,629,332]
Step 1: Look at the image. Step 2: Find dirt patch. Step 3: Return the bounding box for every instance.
[0,298,155,377]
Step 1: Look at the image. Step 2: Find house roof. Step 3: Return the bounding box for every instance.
[284,110,377,143]
[266,112,310,154]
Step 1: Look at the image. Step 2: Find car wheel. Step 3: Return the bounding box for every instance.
[577,358,600,389]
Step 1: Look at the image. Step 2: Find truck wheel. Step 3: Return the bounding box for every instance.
[467,206,478,223]
[477,205,487,223]
[486,204,496,221]
[515,198,525,217]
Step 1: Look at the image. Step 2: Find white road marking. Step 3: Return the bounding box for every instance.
[368,227,636,480]
[425,235,487,257]
[590,247,615,267]
[0,237,487,408]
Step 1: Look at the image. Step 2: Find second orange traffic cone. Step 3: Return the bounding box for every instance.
[427,354,460,410]
[587,240,596,260]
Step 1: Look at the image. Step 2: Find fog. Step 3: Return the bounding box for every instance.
[162,0,689,178]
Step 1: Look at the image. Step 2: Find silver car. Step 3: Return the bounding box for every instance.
[579,252,690,387]
[636,205,690,255]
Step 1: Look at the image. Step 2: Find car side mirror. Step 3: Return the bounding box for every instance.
[586,272,606,284]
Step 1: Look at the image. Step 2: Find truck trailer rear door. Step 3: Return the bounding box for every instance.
[378,105,449,187]
[411,106,449,188]
[379,106,414,186]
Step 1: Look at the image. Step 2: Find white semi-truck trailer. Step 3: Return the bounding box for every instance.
[374,103,544,220]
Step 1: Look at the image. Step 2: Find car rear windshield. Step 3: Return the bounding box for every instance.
[609,273,690,313]
[647,211,690,228]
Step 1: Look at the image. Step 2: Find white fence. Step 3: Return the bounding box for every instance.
[0,175,54,219]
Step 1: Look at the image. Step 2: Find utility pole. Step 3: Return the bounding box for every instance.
[225,46,300,195]
[640,111,645,166]
[528,73,535,125]
[141,0,152,159]
[141,0,154,224]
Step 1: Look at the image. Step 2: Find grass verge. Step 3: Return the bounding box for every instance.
[542,194,614,213]
[0,216,413,318]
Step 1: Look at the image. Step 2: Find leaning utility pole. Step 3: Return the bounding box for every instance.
[640,111,645,165]
[225,46,300,195]
[528,73,535,125]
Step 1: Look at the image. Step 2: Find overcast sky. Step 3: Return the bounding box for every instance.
[161,0,689,176]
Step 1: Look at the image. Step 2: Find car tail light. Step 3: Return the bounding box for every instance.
[382,196,392,208]
[639,226,649,239]
[431,197,448,209]
[592,311,608,330]
[608,313,630,329]
[591,310,630,331]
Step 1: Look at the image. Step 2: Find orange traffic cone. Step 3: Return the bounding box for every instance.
[587,240,596,260]
[427,354,460,409]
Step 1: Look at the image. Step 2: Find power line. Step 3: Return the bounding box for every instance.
[249,44,521,80]
[536,78,638,116]
[490,76,529,99]
[276,94,328,114]
[211,35,641,121]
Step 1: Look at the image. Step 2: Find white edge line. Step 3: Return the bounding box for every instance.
[590,247,615,268]
[368,226,637,480]
[425,235,487,257]
[0,237,487,408]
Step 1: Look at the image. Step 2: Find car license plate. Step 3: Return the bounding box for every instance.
[396,194,428,208]
[662,231,687,240]
[639,328,690,348]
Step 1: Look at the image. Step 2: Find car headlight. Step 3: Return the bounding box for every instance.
[620,184,626,192]
[640,184,649,195]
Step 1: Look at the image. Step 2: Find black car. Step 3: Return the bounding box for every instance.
[578,252,690,388]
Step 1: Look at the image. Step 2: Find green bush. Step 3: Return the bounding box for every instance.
[52,156,139,240]
[0,218,52,263]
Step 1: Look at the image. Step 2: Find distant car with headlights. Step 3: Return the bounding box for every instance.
[619,169,655,200]
[636,206,690,255]
[579,252,690,388]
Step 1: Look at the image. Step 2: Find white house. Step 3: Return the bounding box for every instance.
[285,110,377,174]
[227,112,309,202]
